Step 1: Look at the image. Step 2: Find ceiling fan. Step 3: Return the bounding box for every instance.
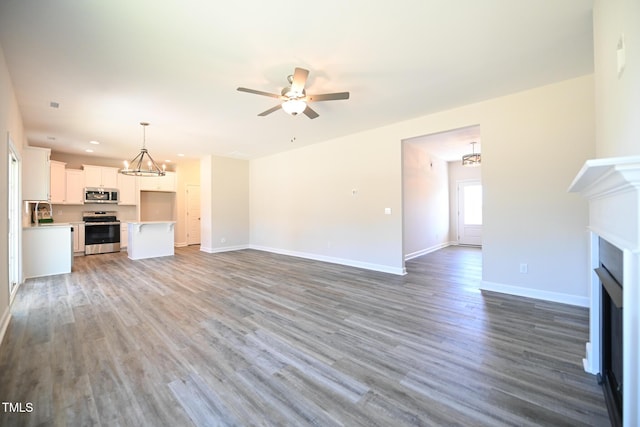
[237,67,349,119]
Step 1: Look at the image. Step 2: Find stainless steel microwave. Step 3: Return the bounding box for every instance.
[84,188,119,204]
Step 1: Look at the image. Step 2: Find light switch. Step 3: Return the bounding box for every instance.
[384,208,392,215]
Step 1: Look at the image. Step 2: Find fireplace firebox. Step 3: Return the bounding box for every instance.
[595,238,623,426]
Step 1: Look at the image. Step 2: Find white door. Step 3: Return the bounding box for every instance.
[186,185,201,245]
[457,180,483,246]
[8,138,21,300]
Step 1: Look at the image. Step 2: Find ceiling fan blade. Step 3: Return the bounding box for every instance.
[237,87,282,99]
[307,92,350,102]
[303,105,319,119]
[258,104,282,116]
[290,68,309,94]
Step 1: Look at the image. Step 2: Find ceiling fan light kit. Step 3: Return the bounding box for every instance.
[121,122,166,177]
[462,141,481,167]
[281,99,307,115]
[237,67,350,119]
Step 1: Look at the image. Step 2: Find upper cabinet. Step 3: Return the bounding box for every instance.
[49,160,66,204]
[83,165,119,188]
[49,163,85,205]
[65,169,85,204]
[117,173,137,205]
[23,147,51,201]
[138,171,176,192]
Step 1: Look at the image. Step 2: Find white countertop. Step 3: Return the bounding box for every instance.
[127,221,176,225]
[23,223,73,230]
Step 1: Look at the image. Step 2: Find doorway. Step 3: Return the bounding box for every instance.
[457,180,482,246]
[8,136,21,301]
[402,124,483,261]
[186,185,201,245]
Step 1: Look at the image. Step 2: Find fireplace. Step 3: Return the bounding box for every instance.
[596,238,623,426]
[569,156,640,427]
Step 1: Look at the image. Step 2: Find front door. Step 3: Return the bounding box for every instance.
[457,180,482,246]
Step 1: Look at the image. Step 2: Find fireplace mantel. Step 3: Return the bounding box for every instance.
[569,155,640,427]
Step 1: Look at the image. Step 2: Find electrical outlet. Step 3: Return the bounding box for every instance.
[519,263,528,274]
[220,237,226,243]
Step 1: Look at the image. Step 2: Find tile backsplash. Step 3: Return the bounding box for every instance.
[51,204,137,223]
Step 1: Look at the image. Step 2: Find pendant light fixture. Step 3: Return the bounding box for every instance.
[462,141,481,167]
[121,122,166,177]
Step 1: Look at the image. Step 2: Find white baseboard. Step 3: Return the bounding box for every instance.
[200,244,250,254]
[404,242,453,261]
[250,245,406,275]
[582,342,598,374]
[0,306,11,348]
[480,280,590,307]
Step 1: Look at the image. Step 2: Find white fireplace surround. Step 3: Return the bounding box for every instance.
[569,156,640,427]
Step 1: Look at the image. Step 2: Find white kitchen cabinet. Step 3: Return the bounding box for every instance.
[23,147,51,201]
[65,169,85,204]
[50,160,66,204]
[117,173,137,205]
[138,171,176,192]
[83,165,119,188]
[71,222,85,253]
[120,222,128,249]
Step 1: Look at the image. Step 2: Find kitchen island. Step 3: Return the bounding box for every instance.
[23,223,73,278]
[127,221,175,260]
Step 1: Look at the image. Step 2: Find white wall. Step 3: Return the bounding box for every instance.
[593,0,640,157]
[0,43,26,340]
[175,159,200,246]
[139,192,176,221]
[200,156,213,251]
[448,161,482,244]
[201,155,249,253]
[250,133,405,274]
[251,75,595,303]
[403,143,450,259]
[427,76,594,305]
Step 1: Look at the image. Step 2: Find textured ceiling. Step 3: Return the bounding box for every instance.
[0,1,593,164]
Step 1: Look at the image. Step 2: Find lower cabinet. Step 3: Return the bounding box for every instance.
[72,222,85,253]
[120,223,128,249]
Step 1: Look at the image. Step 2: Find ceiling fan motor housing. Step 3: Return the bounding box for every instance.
[282,87,305,99]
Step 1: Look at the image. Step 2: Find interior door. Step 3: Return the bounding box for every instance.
[457,180,483,246]
[186,185,201,245]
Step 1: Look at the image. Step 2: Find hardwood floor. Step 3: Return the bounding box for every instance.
[0,246,609,426]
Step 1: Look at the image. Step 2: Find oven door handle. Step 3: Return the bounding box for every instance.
[84,222,121,226]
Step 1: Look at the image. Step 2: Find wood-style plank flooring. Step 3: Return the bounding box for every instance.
[0,246,609,426]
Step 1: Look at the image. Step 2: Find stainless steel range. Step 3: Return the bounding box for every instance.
[83,211,120,255]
